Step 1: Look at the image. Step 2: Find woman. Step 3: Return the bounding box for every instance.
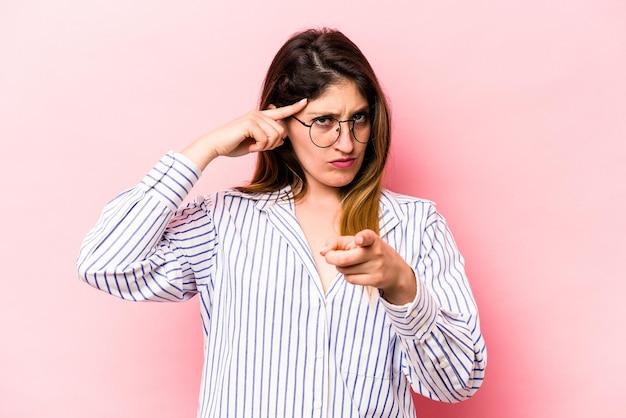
[78,28,486,417]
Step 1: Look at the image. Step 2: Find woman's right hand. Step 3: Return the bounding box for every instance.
[181,98,307,170]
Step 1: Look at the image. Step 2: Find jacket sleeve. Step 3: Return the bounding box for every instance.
[380,203,487,402]
[77,152,209,302]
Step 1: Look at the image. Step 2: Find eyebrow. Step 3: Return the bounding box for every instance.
[304,105,370,119]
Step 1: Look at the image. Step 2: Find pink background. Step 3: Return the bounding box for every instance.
[1,1,625,417]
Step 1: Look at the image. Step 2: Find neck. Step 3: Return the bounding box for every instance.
[298,185,342,207]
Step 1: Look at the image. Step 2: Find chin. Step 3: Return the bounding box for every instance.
[327,174,358,189]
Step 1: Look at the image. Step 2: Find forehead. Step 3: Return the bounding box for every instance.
[304,79,369,115]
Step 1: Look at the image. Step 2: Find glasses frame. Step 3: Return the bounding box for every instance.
[292,116,370,148]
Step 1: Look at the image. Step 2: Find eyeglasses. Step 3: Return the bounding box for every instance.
[292,114,370,148]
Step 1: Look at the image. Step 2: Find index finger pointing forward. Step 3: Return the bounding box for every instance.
[354,229,378,247]
[263,98,308,121]
[319,236,358,256]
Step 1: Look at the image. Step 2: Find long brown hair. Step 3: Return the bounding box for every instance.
[238,28,391,236]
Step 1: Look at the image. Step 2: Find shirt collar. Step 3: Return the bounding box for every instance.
[225,187,405,237]
[378,190,403,238]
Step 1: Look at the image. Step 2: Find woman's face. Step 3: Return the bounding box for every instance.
[286,79,371,197]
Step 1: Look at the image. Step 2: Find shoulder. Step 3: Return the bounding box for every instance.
[378,189,441,235]
[381,189,436,214]
[184,188,290,211]
[378,190,458,244]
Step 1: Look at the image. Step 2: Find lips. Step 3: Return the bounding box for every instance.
[330,158,356,169]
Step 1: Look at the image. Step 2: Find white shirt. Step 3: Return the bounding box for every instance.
[78,152,486,417]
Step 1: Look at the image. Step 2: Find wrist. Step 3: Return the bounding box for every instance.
[180,136,219,171]
[379,264,417,305]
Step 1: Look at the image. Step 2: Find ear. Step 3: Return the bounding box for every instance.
[267,104,277,110]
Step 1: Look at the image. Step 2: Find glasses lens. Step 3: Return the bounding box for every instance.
[308,118,336,147]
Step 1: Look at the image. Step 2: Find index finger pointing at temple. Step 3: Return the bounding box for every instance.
[263,98,308,120]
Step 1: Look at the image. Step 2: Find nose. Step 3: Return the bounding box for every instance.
[334,120,355,152]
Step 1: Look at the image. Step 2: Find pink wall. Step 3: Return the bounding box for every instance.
[1,1,625,417]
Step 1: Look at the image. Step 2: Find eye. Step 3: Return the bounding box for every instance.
[312,116,335,127]
[352,112,369,124]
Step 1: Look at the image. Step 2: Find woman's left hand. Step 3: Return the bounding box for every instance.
[320,230,417,305]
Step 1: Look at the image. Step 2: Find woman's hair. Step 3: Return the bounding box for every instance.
[238,28,391,236]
